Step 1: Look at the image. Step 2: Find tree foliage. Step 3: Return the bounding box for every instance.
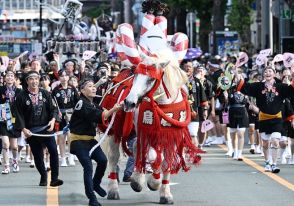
[164,0,215,50]
[165,0,214,21]
[84,4,110,19]
[228,0,254,47]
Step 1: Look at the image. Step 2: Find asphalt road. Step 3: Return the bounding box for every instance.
[1,144,294,206]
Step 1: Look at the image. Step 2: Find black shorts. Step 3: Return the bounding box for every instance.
[248,113,259,129]
[228,107,249,128]
[284,121,294,138]
[0,123,20,138]
[259,119,283,134]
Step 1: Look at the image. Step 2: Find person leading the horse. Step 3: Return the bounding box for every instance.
[236,66,294,173]
[69,77,122,206]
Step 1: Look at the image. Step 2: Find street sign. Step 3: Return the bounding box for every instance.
[195,18,200,33]
[281,9,293,19]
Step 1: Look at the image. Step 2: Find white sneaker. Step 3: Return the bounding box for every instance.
[68,155,76,166]
[271,164,280,173]
[255,145,262,154]
[288,156,294,165]
[225,150,233,157]
[264,161,272,172]
[233,152,238,160]
[30,160,35,168]
[285,145,291,158]
[60,158,68,167]
[249,145,255,154]
[1,165,10,174]
[12,160,20,173]
[25,156,31,163]
[281,155,287,164]
[237,154,243,161]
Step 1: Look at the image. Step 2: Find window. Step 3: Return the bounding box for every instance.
[19,0,24,9]
[12,0,17,9]
[0,1,4,9]
[25,0,32,9]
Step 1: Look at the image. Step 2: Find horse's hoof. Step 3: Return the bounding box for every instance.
[107,191,120,200]
[159,197,174,205]
[147,182,160,191]
[130,181,142,192]
[147,182,157,191]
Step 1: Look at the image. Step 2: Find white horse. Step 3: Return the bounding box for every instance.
[123,49,202,204]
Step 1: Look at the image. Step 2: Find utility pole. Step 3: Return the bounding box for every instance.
[124,0,131,23]
[279,0,284,53]
[111,0,121,27]
[256,0,261,51]
[39,0,43,46]
[269,0,273,52]
[186,12,196,48]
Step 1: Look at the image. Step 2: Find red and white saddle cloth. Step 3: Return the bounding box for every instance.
[135,97,203,174]
[99,69,134,145]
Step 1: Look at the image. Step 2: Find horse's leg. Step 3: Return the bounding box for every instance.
[159,172,174,205]
[147,149,162,191]
[147,167,161,191]
[107,135,120,200]
[130,139,146,192]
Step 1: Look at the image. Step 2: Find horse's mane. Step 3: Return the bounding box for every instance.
[142,48,188,98]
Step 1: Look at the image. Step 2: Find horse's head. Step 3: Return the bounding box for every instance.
[124,54,170,112]
[117,13,189,111]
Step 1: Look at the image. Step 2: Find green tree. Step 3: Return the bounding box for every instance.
[165,0,217,51]
[228,0,254,51]
[84,4,110,19]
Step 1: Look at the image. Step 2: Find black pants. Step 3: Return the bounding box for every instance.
[70,140,107,201]
[27,136,59,181]
[0,139,2,154]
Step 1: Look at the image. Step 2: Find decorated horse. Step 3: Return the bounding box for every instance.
[124,48,204,204]
[98,0,203,204]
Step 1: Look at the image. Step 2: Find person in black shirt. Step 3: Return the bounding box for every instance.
[183,61,208,146]
[237,66,294,173]
[194,66,215,148]
[52,70,79,167]
[14,71,63,187]
[226,84,249,161]
[0,70,22,174]
[69,78,122,206]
